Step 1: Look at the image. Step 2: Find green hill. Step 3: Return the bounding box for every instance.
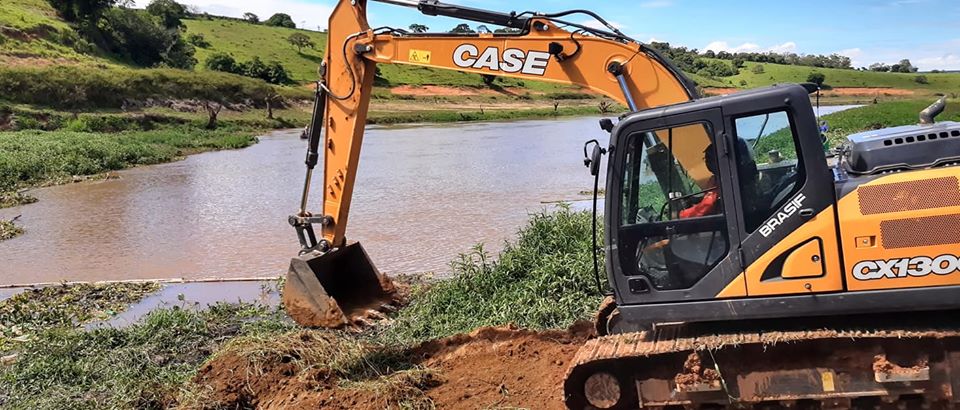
[182,17,572,92]
[0,0,107,65]
[731,61,960,92]
[1,1,958,98]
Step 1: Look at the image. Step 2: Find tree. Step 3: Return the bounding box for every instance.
[48,0,115,24]
[286,32,314,53]
[204,52,237,72]
[202,101,222,129]
[702,50,716,58]
[897,59,917,73]
[408,24,428,33]
[449,23,475,34]
[243,12,259,23]
[265,13,296,28]
[145,0,187,29]
[97,7,196,68]
[731,57,745,70]
[807,72,826,86]
[869,62,891,72]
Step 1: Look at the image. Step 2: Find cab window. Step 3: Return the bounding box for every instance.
[619,122,728,290]
[732,110,806,233]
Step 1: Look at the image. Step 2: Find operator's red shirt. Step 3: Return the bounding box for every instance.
[679,191,718,219]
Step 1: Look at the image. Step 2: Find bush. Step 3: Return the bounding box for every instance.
[206,55,293,85]
[264,13,296,28]
[751,64,765,74]
[187,33,210,48]
[0,66,279,109]
[807,72,826,86]
[915,75,929,85]
[380,206,604,343]
[205,52,237,72]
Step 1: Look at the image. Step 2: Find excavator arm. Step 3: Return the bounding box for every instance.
[284,0,698,328]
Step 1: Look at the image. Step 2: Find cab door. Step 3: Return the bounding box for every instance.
[723,99,844,296]
[608,108,745,305]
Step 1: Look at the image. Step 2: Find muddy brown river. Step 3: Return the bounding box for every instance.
[0,106,860,286]
[0,116,611,285]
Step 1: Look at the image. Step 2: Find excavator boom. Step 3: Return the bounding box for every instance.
[283,0,697,328]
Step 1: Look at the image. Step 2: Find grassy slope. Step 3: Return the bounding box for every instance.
[0,0,105,64]
[184,18,577,92]
[3,1,957,94]
[731,61,960,92]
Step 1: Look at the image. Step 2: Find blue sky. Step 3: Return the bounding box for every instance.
[175,0,960,71]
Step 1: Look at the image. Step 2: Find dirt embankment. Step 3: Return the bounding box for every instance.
[704,86,916,97]
[390,85,539,97]
[192,322,595,409]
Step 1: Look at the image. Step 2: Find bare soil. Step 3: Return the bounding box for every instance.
[192,322,595,409]
[390,85,538,97]
[826,87,915,96]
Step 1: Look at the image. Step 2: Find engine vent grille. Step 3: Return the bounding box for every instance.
[858,177,960,215]
[881,214,960,249]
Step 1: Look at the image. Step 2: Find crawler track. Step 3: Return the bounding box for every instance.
[564,313,960,409]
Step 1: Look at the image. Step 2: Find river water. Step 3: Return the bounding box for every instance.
[0,106,859,286]
[0,116,612,285]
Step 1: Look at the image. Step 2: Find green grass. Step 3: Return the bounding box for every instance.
[729,61,960,92]
[0,303,293,410]
[822,99,960,145]
[0,128,258,192]
[0,283,161,352]
[0,0,105,64]
[367,103,624,125]
[0,65,309,109]
[184,17,575,93]
[185,18,328,84]
[378,206,603,345]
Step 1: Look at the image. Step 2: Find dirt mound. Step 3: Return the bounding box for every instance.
[191,322,594,409]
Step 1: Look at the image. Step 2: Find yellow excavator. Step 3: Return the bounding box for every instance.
[284,0,960,408]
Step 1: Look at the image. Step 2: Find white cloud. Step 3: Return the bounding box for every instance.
[703,41,758,53]
[703,41,796,54]
[639,1,673,8]
[768,41,797,53]
[917,53,960,71]
[176,0,334,30]
[836,48,864,67]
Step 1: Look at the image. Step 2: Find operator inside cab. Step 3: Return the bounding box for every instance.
[679,144,720,219]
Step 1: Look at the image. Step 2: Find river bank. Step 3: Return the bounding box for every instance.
[0,208,600,410]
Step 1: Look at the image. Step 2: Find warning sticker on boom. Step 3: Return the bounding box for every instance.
[409,49,431,64]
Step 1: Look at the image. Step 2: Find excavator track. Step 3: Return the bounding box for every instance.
[564,312,960,409]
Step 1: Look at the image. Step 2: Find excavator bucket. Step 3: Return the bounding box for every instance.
[282,242,397,328]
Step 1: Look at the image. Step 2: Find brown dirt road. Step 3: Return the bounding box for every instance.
[192,323,594,409]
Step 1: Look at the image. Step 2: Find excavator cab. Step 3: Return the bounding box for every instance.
[603,84,841,328]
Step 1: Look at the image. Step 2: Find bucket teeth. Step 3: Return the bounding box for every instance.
[282,242,397,328]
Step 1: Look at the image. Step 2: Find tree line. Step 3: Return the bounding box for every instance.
[47,0,197,68]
